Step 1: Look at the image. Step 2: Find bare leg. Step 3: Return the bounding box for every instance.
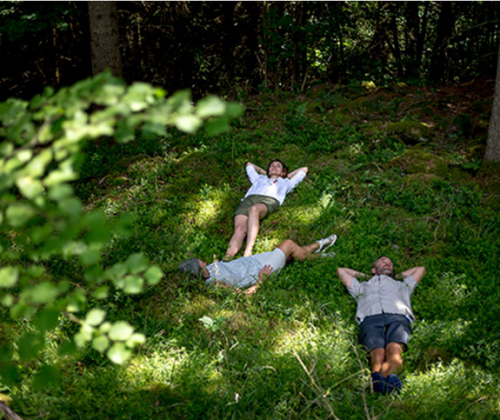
[225,215,248,259]
[380,342,404,377]
[243,204,268,257]
[277,239,322,262]
[369,347,386,373]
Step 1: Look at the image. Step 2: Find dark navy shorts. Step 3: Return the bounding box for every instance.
[359,313,412,352]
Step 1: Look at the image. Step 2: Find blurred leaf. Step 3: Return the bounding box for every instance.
[196,95,226,117]
[204,116,230,136]
[85,309,106,326]
[58,197,82,219]
[92,336,110,353]
[18,333,44,361]
[125,253,148,274]
[6,204,35,227]
[30,282,59,304]
[33,364,60,391]
[226,102,245,118]
[174,115,202,134]
[93,286,109,299]
[108,321,134,341]
[58,340,77,356]
[144,266,163,286]
[16,176,44,199]
[0,266,19,288]
[107,343,131,365]
[126,333,146,348]
[34,308,59,333]
[123,275,144,294]
[48,184,73,201]
[0,363,18,387]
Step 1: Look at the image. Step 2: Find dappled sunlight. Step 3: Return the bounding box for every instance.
[191,183,233,229]
[402,359,500,417]
[123,343,191,387]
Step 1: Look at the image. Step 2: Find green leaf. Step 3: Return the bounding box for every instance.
[93,286,109,299]
[48,184,73,201]
[0,266,19,288]
[126,333,146,348]
[33,365,60,391]
[92,336,110,353]
[58,197,82,219]
[85,309,106,326]
[34,308,59,333]
[226,102,245,118]
[81,248,101,266]
[204,116,230,136]
[107,343,131,365]
[18,333,44,361]
[1,294,14,307]
[174,115,202,134]
[0,142,14,157]
[0,363,19,387]
[6,203,35,227]
[108,321,134,341]
[196,95,226,117]
[144,266,163,286]
[125,253,148,274]
[16,176,44,199]
[30,282,59,304]
[123,275,144,294]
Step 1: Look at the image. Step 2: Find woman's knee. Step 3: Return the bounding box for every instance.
[249,204,266,217]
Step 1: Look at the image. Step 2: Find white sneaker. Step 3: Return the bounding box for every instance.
[314,234,337,253]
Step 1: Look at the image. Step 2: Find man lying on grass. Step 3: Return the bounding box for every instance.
[337,257,426,395]
[179,234,336,295]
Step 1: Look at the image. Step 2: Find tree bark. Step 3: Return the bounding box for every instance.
[88,1,123,77]
[485,43,500,162]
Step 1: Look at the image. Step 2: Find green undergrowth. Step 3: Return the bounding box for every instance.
[4,83,500,419]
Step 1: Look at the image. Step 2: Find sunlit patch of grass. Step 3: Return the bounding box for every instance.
[125,343,190,388]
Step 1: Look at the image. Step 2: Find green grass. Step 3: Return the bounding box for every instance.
[3,83,500,419]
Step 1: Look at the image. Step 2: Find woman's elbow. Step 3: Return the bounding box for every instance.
[301,167,309,174]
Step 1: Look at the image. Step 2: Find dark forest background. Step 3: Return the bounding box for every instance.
[1,1,499,101]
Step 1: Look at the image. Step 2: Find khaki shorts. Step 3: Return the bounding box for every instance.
[234,194,280,218]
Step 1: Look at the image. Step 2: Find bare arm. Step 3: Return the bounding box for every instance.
[288,167,308,179]
[401,266,426,283]
[246,162,266,175]
[244,265,273,295]
[337,267,368,288]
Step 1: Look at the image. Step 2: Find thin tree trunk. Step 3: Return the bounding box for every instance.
[88,1,123,77]
[485,43,500,162]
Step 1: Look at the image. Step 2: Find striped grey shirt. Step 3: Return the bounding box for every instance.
[347,274,418,324]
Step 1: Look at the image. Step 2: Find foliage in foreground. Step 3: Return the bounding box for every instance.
[0,71,243,386]
[1,81,500,419]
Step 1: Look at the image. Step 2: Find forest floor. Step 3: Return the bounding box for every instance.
[6,80,500,419]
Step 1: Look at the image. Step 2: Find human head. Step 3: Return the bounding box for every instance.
[371,256,395,277]
[179,258,204,277]
[266,159,288,178]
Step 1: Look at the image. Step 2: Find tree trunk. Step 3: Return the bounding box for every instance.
[88,1,123,77]
[429,2,454,83]
[485,43,500,162]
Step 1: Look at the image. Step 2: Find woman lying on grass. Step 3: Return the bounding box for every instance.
[224,159,308,261]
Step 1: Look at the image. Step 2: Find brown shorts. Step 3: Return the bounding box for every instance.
[234,194,280,218]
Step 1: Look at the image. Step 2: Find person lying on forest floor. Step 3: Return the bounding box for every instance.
[337,257,426,395]
[180,234,336,296]
[224,160,308,261]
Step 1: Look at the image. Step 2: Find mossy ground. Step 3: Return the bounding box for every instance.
[5,81,500,419]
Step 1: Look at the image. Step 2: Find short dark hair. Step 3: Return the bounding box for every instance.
[372,256,395,277]
[266,159,288,178]
[179,258,203,277]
